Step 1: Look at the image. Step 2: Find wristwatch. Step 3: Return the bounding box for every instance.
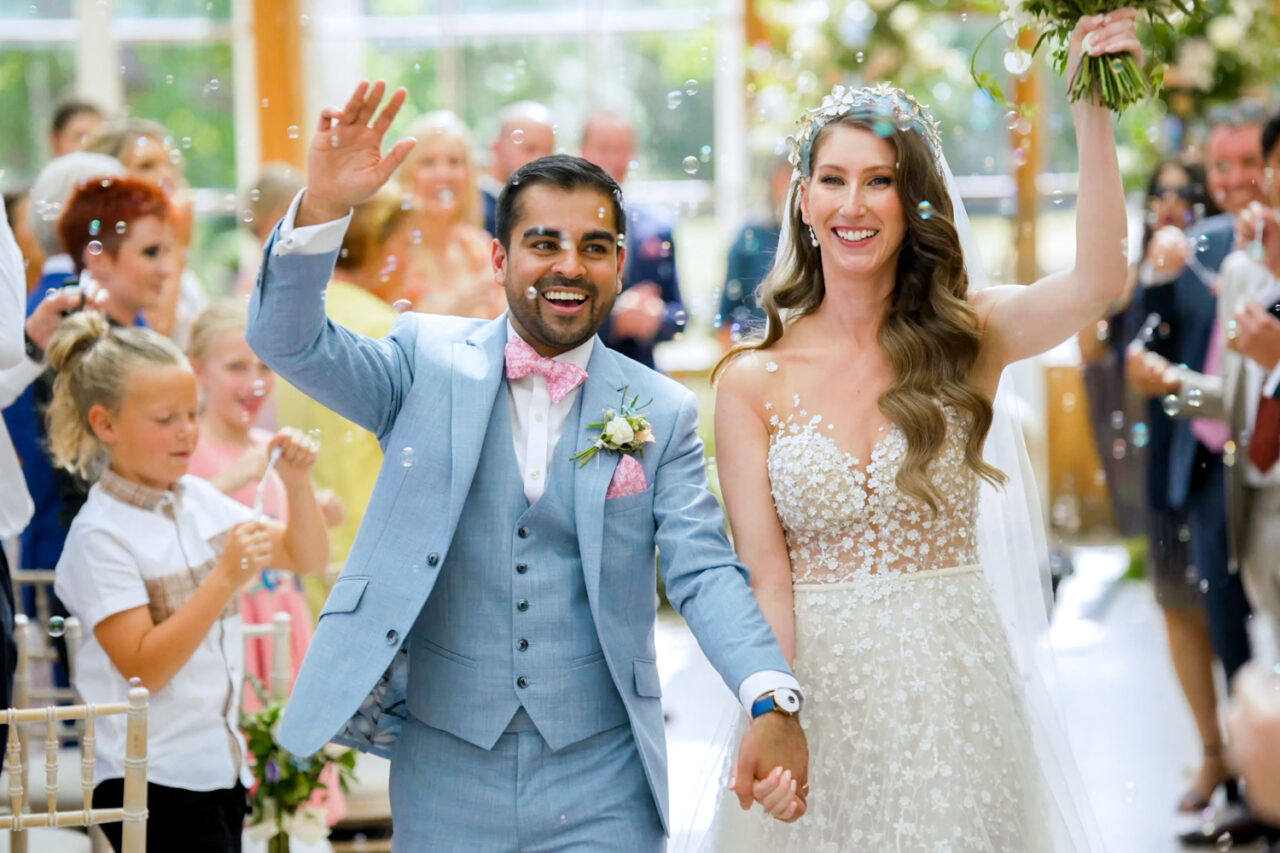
[23,329,44,365]
[751,687,802,719]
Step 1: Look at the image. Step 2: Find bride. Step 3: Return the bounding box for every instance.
[711,10,1141,851]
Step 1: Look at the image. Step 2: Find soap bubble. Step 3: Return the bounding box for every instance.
[400,446,415,468]
[47,616,66,638]
[682,157,700,175]
[1187,387,1203,408]
[1196,234,1210,253]
[526,286,538,301]
[917,200,933,220]
[511,128,525,144]
[1161,394,1182,417]
[666,91,684,110]
[89,219,101,236]
[208,78,220,92]
[1131,423,1149,448]
[1111,439,1127,460]
[1110,410,1124,431]
[114,221,127,235]
[87,240,103,255]
[392,299,412,313]
[252,379,267,398]
[684,79,699,96]
[286,125,300,139]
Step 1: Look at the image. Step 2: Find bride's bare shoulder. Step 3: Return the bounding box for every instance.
[715,348,777,407]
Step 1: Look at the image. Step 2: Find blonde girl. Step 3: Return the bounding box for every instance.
[47,312,327,852]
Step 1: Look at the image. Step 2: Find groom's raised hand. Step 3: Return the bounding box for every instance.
[296,80,417,227]
[732,711,809,822]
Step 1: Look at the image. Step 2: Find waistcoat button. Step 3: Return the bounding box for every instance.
[518,638,529,651]
[517,526,529,538]
[516,676,528,688]
[427,552,439,566]
[516,563,528,574]
[517,600,529,612]
[385,629,399,645]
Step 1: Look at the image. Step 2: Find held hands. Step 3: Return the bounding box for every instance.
[1147,226,1192,278]
[298,81,417,226]
[1066,10,1144,96]
[732,711,809,822]
[219,521,272,587]
[268,427,320,486]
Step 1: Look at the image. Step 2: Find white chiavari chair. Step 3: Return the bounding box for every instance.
[0,686,148,853]
[9,570,82,710]
[243,611,292,704]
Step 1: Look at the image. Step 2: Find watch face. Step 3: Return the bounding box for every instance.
[776,689,801,713]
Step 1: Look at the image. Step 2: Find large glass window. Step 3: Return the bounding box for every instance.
[0,48,76,184]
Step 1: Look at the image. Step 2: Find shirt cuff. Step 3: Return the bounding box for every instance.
[738,670,803,714]
[1265,362,1280,399]
[271,189,352,257]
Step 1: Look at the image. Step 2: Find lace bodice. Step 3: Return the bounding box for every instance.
[766,394,981,583]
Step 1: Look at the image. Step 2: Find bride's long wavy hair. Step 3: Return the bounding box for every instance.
[715,115,1005,511]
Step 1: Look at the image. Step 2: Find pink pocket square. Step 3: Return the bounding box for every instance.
[606,455,648,499]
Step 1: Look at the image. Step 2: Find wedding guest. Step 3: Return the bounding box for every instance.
[4,176,173,624]
[1126,103,1271,845]
[186,298,340,695]
[4,189,45,294]
[382,110,503,318]
[1152,110,1280,636]
[25,152,125,294]
[1082,158,1227,813]
[49,99,104,157]
[273,196,396,593]
[581,112,686,369]
[47,312,327,851]
[717,154,793,349]
[232,164,304,296]
[86,118,207,346]
[479,101,555,235]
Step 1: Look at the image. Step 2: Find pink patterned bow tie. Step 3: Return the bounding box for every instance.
[504,335,588,403]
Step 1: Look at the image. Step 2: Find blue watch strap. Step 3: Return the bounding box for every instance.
[750,694,779,719]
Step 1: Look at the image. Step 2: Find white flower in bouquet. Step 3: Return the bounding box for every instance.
[282,806,331,844]
[1001,0,1036,38]
[604,416,634,446]
[246,800,280,841]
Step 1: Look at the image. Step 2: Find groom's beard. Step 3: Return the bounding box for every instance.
[507,273,613,353]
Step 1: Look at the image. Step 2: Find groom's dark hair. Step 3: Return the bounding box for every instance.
[495,155,626,250]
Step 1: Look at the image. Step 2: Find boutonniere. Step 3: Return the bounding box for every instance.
[572,386,656,466]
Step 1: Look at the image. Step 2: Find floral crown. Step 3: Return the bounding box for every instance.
[786,83,945,178]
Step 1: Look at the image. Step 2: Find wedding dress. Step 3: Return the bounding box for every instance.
[714,393,1079,852]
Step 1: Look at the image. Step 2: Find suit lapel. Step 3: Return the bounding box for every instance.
[449,315,509,515]
[573,341,625,604]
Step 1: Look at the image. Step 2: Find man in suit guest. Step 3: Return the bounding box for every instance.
[479,101,555,236]
[581,113,687,369]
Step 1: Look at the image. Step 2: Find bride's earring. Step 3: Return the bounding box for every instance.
[808,225,819,248]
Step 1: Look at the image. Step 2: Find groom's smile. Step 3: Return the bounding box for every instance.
[493,181,626,357]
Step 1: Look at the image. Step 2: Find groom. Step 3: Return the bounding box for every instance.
[247,81,808,849]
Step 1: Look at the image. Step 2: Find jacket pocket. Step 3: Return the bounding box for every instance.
[633,658,662,698]
[419,638,478,669]
[318,574,370,618]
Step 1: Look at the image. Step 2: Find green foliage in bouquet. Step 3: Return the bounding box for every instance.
[976,0,1211,113]
[241,679,358,852]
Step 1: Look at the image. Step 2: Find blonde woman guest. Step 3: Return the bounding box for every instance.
[86,119,207,347]
[274,197,398,613]
[381,110,504,318]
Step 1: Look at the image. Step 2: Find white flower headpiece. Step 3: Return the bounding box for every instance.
[786,83,945,178]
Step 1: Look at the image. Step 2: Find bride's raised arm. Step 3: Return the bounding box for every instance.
[714,352,797,665]
[973,10,1141,381]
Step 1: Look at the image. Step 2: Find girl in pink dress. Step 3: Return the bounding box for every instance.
[186,298,347,825]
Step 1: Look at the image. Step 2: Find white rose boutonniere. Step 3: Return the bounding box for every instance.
[573,386,657,466]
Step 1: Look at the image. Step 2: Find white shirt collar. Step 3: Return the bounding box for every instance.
[506,320,594,371]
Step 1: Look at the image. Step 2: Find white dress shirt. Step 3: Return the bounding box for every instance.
[273,190,801,713]
[0,196,37,538]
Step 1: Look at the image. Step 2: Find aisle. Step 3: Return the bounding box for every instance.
[660,545,1262,852]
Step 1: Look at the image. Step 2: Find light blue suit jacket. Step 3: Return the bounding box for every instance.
[246,230,792,831]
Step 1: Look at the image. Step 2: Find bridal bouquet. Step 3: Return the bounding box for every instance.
[242,686,358,853]
[984,0,1209,112]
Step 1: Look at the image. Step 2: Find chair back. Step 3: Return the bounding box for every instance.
[0,687,149,853]
[10,572,82,708]
[243,611,292,704]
